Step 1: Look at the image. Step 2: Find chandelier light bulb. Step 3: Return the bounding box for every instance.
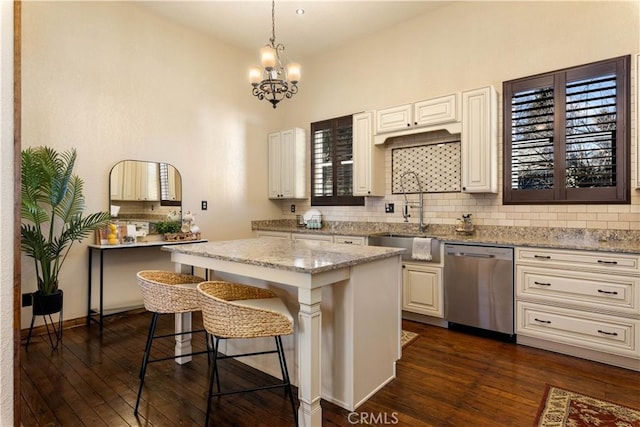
[260,46,277,70]
[287,63,301,83]
[249,67,262,86]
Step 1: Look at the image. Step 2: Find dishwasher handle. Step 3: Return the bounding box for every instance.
[450,252,496,259]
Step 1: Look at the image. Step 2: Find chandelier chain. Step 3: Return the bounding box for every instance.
[270,0,276,46]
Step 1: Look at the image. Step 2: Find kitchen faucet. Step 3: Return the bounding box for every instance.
[400,171,427,232]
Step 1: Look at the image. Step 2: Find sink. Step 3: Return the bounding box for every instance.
[368,233,441,263]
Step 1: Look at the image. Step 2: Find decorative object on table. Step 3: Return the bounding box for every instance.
[455,213,474,234]
[21,147,111,349]
[166,209,181,222]
[182,210,195,232]
[107,222,120,245]
[248,0,301,109]
[534,384,640,427]
[163,210,201,241]
[96,222,127,245]
[153,220,181,237]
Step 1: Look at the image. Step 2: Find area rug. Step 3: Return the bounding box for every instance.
[401,330,418,348]
[534,385,640,427]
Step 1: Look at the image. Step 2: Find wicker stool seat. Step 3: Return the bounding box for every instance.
[197,281,298,426]
[134,270,206,416]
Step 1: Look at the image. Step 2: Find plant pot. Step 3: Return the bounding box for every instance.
[32,289,63,316]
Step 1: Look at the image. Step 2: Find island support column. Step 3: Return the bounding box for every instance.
[174,263,193,364]
[297,287,323,427]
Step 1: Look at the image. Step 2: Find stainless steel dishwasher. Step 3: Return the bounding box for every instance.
[444,243,514,337]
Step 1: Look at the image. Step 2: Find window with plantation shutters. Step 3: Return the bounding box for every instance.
[311,115,364,206]
[503,55,630,204]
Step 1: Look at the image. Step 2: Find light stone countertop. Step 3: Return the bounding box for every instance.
[252,220,640,255]
[161,238,405,274]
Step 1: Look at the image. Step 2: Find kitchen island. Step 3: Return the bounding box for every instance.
[162,238,404,427]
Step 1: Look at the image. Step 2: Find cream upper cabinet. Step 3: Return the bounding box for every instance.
[414,94,459,127]
[375,104,412,133]
[375,94,459,134]
[353,112,385,196]
[461,86,498,193]
[268,128,306,199]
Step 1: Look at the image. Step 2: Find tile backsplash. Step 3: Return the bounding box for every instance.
[391,140,461,194]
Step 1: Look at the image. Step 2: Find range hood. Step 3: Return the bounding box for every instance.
[374,121,462,145]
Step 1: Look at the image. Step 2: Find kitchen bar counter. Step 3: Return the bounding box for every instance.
[161,237,405,273]
[163,238,404,427]
[252,220,640,254]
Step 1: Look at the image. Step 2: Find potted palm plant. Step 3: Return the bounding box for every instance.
[21,147,111,324]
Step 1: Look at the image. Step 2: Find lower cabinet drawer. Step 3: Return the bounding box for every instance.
[516,265,638,315]
[333,235,365,245]
[516,301,639,358]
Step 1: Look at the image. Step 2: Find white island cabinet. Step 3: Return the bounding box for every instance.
[163,239,403,426]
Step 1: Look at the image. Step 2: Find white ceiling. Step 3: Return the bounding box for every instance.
[139,1,451,61]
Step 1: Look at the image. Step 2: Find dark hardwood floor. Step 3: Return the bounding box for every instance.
[21,311,640,426]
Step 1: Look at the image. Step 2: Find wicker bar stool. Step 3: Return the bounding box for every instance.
[134,270,207,416]
[197,281,298,426]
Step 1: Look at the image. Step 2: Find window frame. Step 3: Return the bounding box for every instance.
[503,55,630,205]
[310,115,365,207]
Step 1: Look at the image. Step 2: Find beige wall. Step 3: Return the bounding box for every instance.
[280,1,640,231]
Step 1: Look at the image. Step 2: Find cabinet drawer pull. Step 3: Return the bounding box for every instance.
[343,241,353,244]
[534,281,551,286]
[534,255,551,259]
[597,289,619,295]
[534,318,551,324]
[597,330,618,337]
[597,260,618,265]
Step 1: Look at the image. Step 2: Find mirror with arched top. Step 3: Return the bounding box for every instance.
[109,160,182,235]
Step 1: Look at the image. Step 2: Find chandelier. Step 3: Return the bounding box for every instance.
[249,0,300,109]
